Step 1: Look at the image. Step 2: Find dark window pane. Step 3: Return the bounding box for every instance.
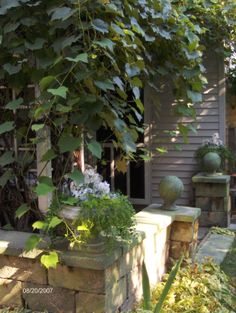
[97,147,111,186]
[130,156,145,199]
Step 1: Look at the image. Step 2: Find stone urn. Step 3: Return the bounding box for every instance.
[57,205,106,254]
[203,152,221,175]
[159,176,184,211]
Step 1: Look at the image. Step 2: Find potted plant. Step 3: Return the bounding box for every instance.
[39,166,136,253]
[195,133,235,174]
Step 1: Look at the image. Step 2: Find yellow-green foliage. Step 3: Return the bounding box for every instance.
[130,259,236,313]
[151,259,236,313]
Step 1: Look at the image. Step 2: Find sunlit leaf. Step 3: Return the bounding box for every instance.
[41,251,59,269]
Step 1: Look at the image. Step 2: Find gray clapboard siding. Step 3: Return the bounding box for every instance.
[146,51,225,206]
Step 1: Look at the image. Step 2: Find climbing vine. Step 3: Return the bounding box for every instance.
[0,0,235,230]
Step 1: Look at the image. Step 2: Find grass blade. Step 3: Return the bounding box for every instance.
[142,261,151,310]
[154,255,184,313]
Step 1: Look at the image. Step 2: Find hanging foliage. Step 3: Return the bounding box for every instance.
[0,0,235,229]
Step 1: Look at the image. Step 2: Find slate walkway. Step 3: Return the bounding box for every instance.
[195,232,235,265]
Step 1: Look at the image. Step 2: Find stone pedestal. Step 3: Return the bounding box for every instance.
[136,205,201,264]
[192,173,231,227]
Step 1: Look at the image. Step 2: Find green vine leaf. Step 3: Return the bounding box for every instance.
[67,168,84,185]
[47,86,68,99]
[50,7,74,21]
[41,149,57,162]
[0,151,14,167]
[40,251,59,269]
[0,170,13,187]
[15,204,30,219]
[66,53,88,63]
[35,176,56,196]
[31,124,45,132]
[94,80,115,91]
[39,76,56,90]
[48,217,63,229]
[92,19,109,34]
[87,139,102,159]
[58,135,81,153]
[0,121,15,135]
[32,221,45,230]
[3,63,21,75]
[5,98,23,110]
[25,235,41,252]
[94,38,115,51]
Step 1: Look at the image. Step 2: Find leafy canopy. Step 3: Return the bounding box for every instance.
[0,0,235,196]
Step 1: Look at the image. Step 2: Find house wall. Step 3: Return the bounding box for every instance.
[145,52,226,205]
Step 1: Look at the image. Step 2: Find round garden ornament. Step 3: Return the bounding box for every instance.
[159,176,184,211]
[203,152,221,175]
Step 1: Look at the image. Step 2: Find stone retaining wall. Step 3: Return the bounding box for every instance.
[0,205,201,313]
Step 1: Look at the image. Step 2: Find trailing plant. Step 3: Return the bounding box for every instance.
[25,167,135,268]
[0,0,236,230]
[130,258,236,313]
[195,133,235,172]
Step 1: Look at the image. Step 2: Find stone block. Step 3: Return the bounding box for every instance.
[0,278,22,306]
[170,221,195,243]
[127,265,142,302]
[196,196,226,212]
[169,240,197,259]
[120,243,144,278]
[106,276,127,313]
[76,292,105,313]
[48,264,105,293]
[105,261,120,286]
[199,211,229,227]
[195,183,229,197]
[22,282,75,313]
[0,255,47,284]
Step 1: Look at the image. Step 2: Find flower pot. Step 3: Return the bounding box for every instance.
[203,152,221,175]
[58,205,81,220]
[72,235,106,255]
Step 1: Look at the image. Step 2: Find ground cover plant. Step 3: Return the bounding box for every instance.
[130,259,236,313]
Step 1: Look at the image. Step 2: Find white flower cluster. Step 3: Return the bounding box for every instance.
[202,133,223,146]
[70,166,110,201]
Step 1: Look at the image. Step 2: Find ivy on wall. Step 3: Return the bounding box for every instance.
[0,0,235,227]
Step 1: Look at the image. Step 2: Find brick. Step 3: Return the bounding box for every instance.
[22,282,75,313]
[48,264,105,293]
[127,265,142,302]
[169,240,197,259]
[106,276,127,313]
[0,278,22,306]
[196,197,225,212]
[76,292,105,313]
[199,211,229,227]
[195,183,229,197]
[0,255,47,284]
[170,221,195,243]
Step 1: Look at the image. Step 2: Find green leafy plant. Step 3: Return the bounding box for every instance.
[130,258,236,313]
[141,256,184,313]
[25,168,136,268]
[0,0,236,230]
[211,226,235,237]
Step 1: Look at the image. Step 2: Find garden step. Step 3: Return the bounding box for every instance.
[195,233,235,265]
